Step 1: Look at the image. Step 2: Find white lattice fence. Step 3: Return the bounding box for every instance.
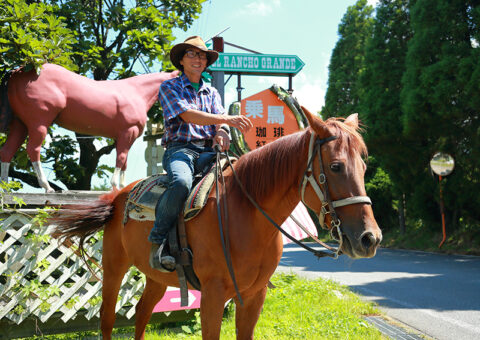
[0,211,146,326]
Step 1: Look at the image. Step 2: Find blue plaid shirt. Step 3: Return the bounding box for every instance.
[159,73,225,146]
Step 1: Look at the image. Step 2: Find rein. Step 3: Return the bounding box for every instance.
[212,130,372,303]
[214,149,244,305]
[222,151,337,259]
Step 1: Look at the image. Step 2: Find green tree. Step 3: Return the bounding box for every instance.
[401,0,480,230]
[0,0,77,190]
[322,0,374,118]
[359,0,412,232]
[1,0,204,190]
[0,0,77,74]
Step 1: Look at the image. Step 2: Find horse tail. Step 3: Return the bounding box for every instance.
[50,189,120,256]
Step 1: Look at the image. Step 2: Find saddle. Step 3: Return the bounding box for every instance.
[123,154,233,306]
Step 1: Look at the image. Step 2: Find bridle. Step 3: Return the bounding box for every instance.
[299,130,372,255]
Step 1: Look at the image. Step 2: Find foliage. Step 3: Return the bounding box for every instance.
[322,0,374,118]
[400,0,480,230]
[1,0,205,190]
[1,183,61,317]
[364,156,398,231]
[0,0,77,74]
[325,0,480,234]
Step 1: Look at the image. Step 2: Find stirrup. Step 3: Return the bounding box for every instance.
[150,240,175,272]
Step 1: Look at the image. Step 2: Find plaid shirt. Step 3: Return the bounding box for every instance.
[159,73,225,146]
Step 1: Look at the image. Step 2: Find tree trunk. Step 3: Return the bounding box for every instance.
[398,193,406,234]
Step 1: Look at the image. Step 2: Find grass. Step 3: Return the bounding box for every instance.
[382,221,480,256]
[148,273,383,339]
[21,274,383,340]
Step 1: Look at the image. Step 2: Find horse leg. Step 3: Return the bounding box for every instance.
[25,124,54,192]
[0,118,28,183]
[200,281,228,340]
[133,278,167,340]
[100,223,130,339]
[235,287,268,340]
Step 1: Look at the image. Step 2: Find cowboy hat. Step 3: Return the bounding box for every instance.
[170,36,219,70]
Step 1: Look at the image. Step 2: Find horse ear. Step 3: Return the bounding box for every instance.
[301,106,331,137]
[344,113,359,129]
[301,106,324,126]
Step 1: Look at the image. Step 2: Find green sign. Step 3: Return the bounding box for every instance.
[209,53,305,76]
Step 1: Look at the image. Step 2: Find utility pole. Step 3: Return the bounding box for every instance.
[211,37,225,105]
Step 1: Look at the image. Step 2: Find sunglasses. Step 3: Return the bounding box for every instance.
[185,50,208,60]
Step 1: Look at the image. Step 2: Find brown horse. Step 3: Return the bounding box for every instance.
[0,64,177,192]
[51,107,382,340]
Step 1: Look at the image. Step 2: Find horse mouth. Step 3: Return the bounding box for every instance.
[333,228,378,259]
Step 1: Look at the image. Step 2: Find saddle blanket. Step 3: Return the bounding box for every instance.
[123,157,229,224]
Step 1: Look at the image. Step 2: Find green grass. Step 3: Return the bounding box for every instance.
[21,274,383,340]
[382,220,480,256]
[150,273,383,340]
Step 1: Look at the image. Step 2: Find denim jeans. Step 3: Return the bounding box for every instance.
[148,141,214,244]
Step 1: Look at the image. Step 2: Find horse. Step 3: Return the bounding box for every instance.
[51,107,382,340]
[0,63,178,192]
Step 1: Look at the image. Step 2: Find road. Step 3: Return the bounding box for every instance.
[276,244,480,340]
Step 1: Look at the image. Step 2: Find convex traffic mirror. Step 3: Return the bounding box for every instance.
[430,152,455,176]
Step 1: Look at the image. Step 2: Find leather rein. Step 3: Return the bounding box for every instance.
[213,130,372,304]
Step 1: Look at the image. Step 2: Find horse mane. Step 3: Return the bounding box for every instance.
[233,130,310,202]
[232,116,367,203]
[324,116,368,159]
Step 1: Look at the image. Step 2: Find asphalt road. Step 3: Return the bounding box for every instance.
[276,244,480,340]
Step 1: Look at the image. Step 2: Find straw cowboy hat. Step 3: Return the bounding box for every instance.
[170,36,219,70]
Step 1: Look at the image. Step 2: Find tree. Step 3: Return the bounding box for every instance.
[0,0,77,190]
[359,0,412,232]
[0,0,77,74]
[1,0,205,190]
[401,0,480,229]
[322,0,374,118]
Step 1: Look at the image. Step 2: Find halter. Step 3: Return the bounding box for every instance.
[299,131,372,254]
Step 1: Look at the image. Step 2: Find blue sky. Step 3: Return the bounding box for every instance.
[173,0,378,112]
[23,0,379,192]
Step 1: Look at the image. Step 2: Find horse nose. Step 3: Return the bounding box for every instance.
[360,231,380,250]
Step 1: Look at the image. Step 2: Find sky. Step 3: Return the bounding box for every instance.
[20,0,379,192]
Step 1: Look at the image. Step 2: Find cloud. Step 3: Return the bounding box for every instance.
[243,0,280,16]
[367,0,380,7]
[291,74,326,114]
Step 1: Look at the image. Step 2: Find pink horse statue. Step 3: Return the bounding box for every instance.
[0,64,177,192]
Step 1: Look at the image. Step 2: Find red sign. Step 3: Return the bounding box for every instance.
[241,89,301,149]
[153,288,201,313]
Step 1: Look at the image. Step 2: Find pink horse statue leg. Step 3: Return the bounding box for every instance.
[26,122,55,192]
[110,126,141,189]
[0,118,27,185]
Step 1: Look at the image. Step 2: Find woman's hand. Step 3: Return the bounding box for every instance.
[225,115,253,134]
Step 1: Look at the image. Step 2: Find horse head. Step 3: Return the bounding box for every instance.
[300,107,382,259]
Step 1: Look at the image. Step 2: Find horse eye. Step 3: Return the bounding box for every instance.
[330,163,342,173]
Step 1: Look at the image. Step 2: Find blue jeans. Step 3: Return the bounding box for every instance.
[148,141,214,244]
